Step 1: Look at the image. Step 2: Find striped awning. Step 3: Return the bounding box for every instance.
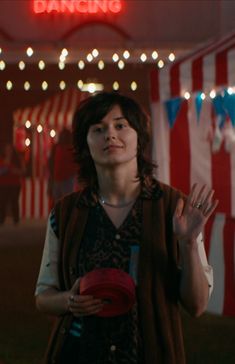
[13,88,84,131]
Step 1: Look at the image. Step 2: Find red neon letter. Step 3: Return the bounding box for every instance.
[75,0,88,14]
[109,0,122,13]
[60,0,75,13]
[33,0,47,13]
[47,0,60,13]
[89,0,108,14]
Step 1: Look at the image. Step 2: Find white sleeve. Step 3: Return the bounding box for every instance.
[197,233,213,297]
[35,213,61,296]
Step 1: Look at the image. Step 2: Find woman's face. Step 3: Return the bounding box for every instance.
[86,104,138,169]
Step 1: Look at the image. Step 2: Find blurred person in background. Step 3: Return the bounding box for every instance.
[0,143,25,225]
[48,127,77,204]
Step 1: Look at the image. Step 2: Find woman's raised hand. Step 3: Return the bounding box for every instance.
[173,183,219,243]
[67,278,104,317]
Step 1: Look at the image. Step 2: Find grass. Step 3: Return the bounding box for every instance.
[0,221,235,364]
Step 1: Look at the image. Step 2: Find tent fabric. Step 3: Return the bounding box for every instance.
[13,88,84,131]
[150,32,235,316]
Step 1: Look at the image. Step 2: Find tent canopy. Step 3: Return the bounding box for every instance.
[151,31,235,102]
[13,88,84,131]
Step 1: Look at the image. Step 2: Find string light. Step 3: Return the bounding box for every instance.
[18,61,26,70]
[200,92,206,100]
[38,60,45,70]
[92,49,99,57]
[42,81,48,90]
[61,48,68,57]
[227,87,233,95]
[210,90,216,99]
[77,80,83,89]
[59,80,66,90]
[37,125,43,133]
[168,53,175,62]
[6,80,13,90]
[0,48,2,54]
[123,50,130,59]
[158,60,164,68]
[58,62,65,70]
[98,60,105,70]
[50,129,56,138]
[130,81,137,91]
[25,138,31,147]
[113,81,119,90]
[25,120,31,128]
[112,53,119,62]
[140,53,147,62]
[26,47,34,57]
[0,60,6,70]
[78,60,85,70]
[24,81,31,91]
[184,91,190,100]
[86,53,93,62]
[118,60,125,69]
[59,54,66,63]
[151,51,158,60]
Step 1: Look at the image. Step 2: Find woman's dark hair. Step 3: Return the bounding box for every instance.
[72,91,156,187]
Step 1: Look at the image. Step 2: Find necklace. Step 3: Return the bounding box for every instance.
[99,195,136,208]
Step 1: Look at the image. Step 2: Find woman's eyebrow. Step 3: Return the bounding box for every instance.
[113,116,125,120]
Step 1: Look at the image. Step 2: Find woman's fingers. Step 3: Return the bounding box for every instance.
[68,294,104,316]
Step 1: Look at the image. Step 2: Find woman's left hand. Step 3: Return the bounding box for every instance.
[173,183,219,243]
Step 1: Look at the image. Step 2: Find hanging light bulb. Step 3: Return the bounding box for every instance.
[42,81,48,90]
[140,53,147,62]
[24,81,31,91]
[123,50,130,59]
[130,81,137,91]
[77,80,84,89]
[26,47,34,57]
[112,53,119,62]
[58,62,65,70]
[168,53,175,62]
[98,60,105,70]
[6,80,13,90]
[25,138,31,147]
[210,90,216,99]
[38,60,46,70]
[158,60,164,68]
[50,129,56,138]
[118,60,125,69]
[18,61,26,70]
[92,49,99,57]
[151,51,158,60]
[61,48,68,57]
[37,125,43,133]
[184,91,190,100]
[113,81,119,90]
[25,120,31,128]
[78,60,85,70]
[86,53,93,62]
[59,80,66,90]
[0,60,6,70]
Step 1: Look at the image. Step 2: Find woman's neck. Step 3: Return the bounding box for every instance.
[96,166,141,205]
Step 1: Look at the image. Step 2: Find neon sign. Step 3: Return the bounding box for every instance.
[33,0,123,14]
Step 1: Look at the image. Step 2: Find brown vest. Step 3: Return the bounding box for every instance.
[43,181,186,364]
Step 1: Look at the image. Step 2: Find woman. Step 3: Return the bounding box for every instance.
[35,92,218,364]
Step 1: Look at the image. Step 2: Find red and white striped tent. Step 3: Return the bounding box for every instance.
[150,32,235,315]
[13,88,84,219]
